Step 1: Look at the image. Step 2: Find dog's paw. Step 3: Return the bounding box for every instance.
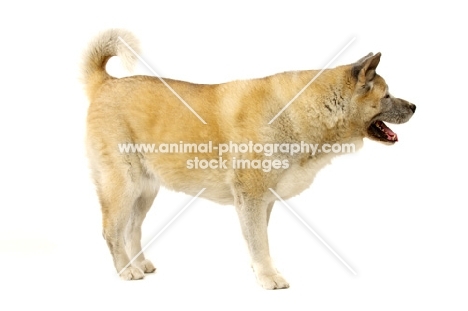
[136,259,156,273]
[256,273,290,290]
[119,266,145,280]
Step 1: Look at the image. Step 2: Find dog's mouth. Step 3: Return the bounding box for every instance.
[367,120,398,143]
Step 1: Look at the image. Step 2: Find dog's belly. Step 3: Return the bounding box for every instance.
[145,158,235,205]
[162,178,235,205]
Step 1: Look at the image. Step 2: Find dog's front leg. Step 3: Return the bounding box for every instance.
[234,193,289,289]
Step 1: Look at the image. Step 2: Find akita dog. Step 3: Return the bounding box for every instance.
[82,29,415,289]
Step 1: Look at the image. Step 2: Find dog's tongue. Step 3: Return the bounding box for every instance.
[376,121,398,141]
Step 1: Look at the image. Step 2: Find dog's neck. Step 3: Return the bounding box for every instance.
[291,74,360,144]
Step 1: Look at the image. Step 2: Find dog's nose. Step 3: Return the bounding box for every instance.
[409,104,416,113]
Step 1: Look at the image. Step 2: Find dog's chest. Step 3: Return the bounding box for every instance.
[274,153,336,199]
[274,139,364,199]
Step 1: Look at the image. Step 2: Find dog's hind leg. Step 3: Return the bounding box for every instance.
[97,172,146,280]
[90,150,155,280]
[124,173,159,274]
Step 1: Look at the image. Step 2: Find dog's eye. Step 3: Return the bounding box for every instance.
[384,94,390,99]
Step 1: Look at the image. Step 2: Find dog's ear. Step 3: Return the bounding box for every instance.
[352,52,381,88]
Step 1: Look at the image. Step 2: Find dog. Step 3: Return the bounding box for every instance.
[82,29,415,289]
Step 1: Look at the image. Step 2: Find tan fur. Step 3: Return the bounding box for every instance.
[83,29,415,289]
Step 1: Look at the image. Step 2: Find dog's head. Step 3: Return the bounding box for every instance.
[349,53,416,144]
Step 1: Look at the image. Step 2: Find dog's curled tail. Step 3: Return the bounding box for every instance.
[81,29,140,100]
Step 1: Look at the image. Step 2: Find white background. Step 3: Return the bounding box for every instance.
[1,1,467,310]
